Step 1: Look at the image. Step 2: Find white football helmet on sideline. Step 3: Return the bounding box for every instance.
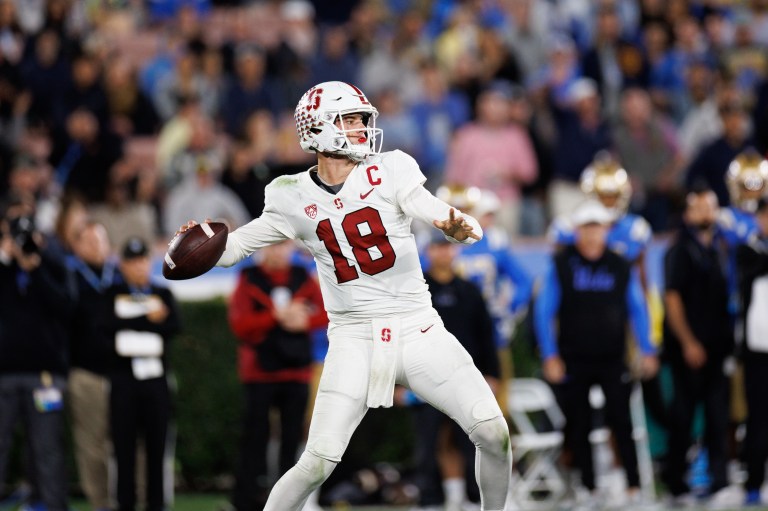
[295,81,383,162]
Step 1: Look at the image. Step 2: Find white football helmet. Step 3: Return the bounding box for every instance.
[294,81,382,162]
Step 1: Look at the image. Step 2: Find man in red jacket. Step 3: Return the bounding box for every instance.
[227,240,328,511]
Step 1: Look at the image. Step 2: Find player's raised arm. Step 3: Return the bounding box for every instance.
[400,185,483,244]
[172,210,291,268]
[217,211,293,267]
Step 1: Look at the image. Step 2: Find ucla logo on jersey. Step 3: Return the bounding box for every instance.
[572,265,615,291]
[304,203,318,219]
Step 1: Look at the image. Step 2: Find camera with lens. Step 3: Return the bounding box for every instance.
[9,215,39,255]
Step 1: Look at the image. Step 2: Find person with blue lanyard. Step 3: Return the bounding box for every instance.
[535,200,658,508]
[67,221,122,511]
[0,193,75,511]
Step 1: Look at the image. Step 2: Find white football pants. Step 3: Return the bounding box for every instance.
[264,307,511,510]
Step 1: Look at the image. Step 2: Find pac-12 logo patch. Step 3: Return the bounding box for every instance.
[304,204,318,219]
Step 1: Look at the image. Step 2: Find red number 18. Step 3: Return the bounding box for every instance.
[315,207,396,284]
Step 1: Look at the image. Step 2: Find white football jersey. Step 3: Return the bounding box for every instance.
[217,150,481,323]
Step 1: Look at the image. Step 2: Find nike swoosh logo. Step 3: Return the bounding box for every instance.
[420,324,434,334]
[360,188,374,200]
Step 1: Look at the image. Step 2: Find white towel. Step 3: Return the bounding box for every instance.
[367,317,401,408]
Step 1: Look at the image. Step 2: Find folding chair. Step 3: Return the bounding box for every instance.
[507,378,568,509]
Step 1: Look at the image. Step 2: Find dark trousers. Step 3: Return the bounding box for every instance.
[555,359,640,491]
[663,360,729,496]
[0,374,68,511]
[411,404,480,506]
[110,374,171,511]
[641,373,670,432]
[744,353,768,492]
[231,381,309,511]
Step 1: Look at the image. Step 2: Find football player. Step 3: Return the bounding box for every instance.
[719,149,768,313]
[717,150,768,488]
[180,81,511,511]
[548,151,652,274]
[547,152,659,338]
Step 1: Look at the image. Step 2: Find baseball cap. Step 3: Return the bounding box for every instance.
[122,237,149,260]
[571,200,615,227]
[568,78,598,102]
[471,190,501,218]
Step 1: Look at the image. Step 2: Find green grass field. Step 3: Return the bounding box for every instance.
[68,494,413,511]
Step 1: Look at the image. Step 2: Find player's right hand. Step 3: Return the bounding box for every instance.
[176,218,213,236]
[176,220,198,236]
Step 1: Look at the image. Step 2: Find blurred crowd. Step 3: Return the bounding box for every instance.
[3,0,768,510]
[1,0,767,243]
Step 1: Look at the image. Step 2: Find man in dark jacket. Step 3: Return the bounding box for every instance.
[406,232,498,510]
[662,188,734,501]
[0,196,76,511]
[105,237,181,511]
[535,200,658,505]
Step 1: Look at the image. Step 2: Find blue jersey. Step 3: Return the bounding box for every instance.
[454,228,534,347]
[718,206,760,315]
[548,212,652,263]
[718,206,759,248]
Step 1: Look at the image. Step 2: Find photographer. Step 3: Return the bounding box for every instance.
[0,193,76,511]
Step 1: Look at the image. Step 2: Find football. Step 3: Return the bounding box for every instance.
[162,222,229,280]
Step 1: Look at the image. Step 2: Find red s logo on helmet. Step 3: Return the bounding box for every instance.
[305,88,323,111]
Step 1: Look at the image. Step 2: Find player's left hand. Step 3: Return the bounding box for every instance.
[433,208,480,242]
